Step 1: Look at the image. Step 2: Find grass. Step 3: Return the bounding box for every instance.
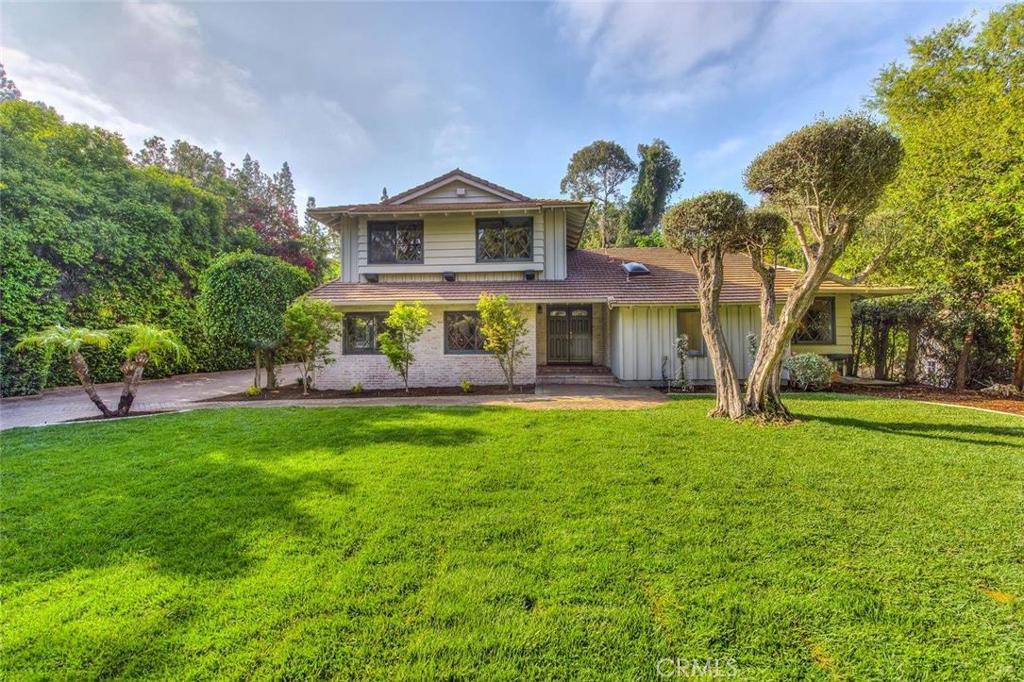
[2,396,1022,681]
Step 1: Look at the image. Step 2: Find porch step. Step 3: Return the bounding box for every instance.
[536,366,621,387]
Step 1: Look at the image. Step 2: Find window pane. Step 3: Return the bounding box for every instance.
[395,222,423,263]
[476,218,533,262]
[476,220,505,261]
[794,298,835,344]
[445,312,486,353]
[368,223,396,263]
[344,313,386,353]
[677,310,705,356]
[503,218,532,260]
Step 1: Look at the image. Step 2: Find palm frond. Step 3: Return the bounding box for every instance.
[15,325,111,355]
[123,324,188,366]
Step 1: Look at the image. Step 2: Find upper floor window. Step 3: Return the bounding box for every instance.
[676,309,706,357]
[368,221,423,264]
[793,297,836,344]
[444,311,487,354]
[476,217,533,262]
[343,312,388,354]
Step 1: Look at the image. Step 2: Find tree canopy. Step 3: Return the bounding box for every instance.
[623,139,683,236]
[560,140,637,248]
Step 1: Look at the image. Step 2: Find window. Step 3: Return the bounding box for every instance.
[444,311,487,354]
[368,221,423,264]
[794,297,836,344]
[476,217,533,262]
[343,312,388,354]
[677,309,706,357]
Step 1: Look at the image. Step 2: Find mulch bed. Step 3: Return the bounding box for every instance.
[834,383,1024,417]
[202,383,536,402]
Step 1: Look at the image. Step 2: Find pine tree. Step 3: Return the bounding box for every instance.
[0,63,21,102]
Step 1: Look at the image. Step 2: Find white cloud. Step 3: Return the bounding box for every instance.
[554,1,901,113]
[695,136,747,165]
[279,92,372,156]
[2,46,156,139]
[432,121,478,167]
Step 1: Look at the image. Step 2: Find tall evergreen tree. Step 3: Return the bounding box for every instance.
[624,139,683,236]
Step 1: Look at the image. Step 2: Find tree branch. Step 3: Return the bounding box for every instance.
[827,234,897,286]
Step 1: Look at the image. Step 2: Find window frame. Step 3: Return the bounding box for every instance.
[676,309,706,357]
[793,296,837,345]
[367,220,424,265]
[443,311,488,355]
[342,312,388,355]
[475,217,534,263]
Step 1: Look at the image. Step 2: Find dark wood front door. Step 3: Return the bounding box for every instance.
[547,305,592,364]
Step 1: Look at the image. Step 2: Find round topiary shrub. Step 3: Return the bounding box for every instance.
[783,353,836,391]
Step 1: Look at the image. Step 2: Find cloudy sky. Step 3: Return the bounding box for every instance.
[2,1,986,209]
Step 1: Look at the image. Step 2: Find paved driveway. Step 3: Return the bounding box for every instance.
[1,366,301,430]
[1,368,667,430]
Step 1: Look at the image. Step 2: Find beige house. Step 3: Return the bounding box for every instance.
[308,169,900,390]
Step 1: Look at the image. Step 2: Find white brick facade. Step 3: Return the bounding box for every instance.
[317,306,537,391]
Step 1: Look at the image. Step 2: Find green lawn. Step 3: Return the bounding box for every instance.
[2,397,1022,681]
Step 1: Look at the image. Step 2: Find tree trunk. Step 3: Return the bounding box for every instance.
[116,352,149,416]
[300,357,309,395]
[744,246,840,420]
[70,352,114,417]
[1013,323,1024,390]
[852,321,866,377]
[694,249,744,419]
[904,321,921,385]
[264,349,277,390]
[954,328,974,391]
[872,323,891,380]
[254,350,261,390]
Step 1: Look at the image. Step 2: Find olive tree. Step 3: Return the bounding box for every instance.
[377,301,432,393]
[199,252,312,390]
[476,293,530,392]
[662,191,748,419]
[743,115,902,419]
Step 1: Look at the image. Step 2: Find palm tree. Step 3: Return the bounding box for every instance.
[116,324,187,415]
[16,325,114,416]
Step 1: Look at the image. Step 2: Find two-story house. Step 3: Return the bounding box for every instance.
[307,169,900,390]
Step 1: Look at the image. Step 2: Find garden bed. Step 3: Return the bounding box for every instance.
[835,382,1024,416]
[202,383,536,402]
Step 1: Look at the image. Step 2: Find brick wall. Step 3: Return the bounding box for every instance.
[317,306,537,391]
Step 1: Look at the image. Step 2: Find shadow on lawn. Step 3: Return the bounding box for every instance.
[806,413,1024,449]
[3,408,484,583]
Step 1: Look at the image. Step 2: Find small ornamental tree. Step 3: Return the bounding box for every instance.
[662,191,748,419]
[476,293,529,392]
[377,301,432,393]
[743,115,902,419]
[199,252,312,390]
[283,297,342,395]
[16,326,114,416]
[17,323,186,417]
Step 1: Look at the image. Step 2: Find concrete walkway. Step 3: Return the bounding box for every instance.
[1,369,667,430]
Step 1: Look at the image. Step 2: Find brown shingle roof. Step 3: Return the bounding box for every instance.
[308,248,904,307]
[308,199,589,216]
[383,168,532,204]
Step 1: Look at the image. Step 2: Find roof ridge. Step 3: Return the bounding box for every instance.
[383,169,532,205]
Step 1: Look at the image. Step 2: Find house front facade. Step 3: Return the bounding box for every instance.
[308,170,899,390]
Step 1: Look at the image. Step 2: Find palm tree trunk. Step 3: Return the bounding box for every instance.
[116,352,149,416]
[70,352,114,417]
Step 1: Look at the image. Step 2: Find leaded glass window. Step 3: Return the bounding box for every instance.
[794,297,836,344]
[476,217,533,262]
[343,312,388,354]
[444,311,487,354]
[368,221,423,264]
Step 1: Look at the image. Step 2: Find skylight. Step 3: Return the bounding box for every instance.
[622,261,650,276]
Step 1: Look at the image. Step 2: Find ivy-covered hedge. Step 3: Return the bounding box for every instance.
[0,101,257,395]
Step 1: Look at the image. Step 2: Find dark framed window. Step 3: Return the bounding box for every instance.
[343,312,388,354]
[794,297,836,344]
[476,217,533,262]
[444,311,487,354]
[368,221,423,264]
[676,309,706,357]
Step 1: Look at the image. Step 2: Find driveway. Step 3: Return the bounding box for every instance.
[1,366,301,430]
[1,369,667,430]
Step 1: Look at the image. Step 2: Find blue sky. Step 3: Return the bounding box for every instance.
[2,1,988,209]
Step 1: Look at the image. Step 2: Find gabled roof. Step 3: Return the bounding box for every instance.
[383,168,532,204]
[308,247,913,306]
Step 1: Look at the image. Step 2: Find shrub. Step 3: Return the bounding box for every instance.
[460,379,473,393]
[351,382,363,395]
[783,353,836,391]
[245,385,262,397]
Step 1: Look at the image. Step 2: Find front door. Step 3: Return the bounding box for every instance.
[547,305,592,364]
